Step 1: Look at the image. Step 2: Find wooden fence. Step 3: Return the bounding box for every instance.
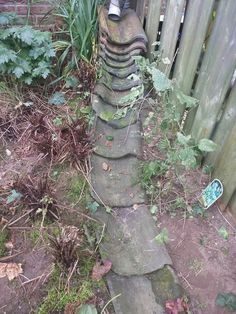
[133,0,236,218]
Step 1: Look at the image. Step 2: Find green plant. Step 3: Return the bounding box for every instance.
[67,174,87,204]
[37,263,94,314]
[135,56,217,215]
[38,286,79,314]
[216,293,236,311]
[0,21,55,84]
[0,229,10,257]
[54,0,103,74]
[155,228,169,244]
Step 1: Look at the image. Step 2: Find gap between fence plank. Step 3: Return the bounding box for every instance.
[158,0,185,77]
[185,0,236,140]
[173,0,215,119]
[145,0,162,59]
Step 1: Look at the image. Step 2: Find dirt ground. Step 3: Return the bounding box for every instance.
[0,104,235,314]
[158,205,236,314]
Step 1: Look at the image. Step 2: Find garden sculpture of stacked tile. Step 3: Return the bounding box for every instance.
[90,7,185,314]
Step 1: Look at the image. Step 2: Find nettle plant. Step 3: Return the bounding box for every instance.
[0,15,55,84]
[135,56,217,170]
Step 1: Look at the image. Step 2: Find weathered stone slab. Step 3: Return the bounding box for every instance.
[106,272,164,314]
[94,84,143,107]
[100,43,143,62]
[100,38,147,56]
[90,155,146,207]
[98,73,141,91]
[92,94,138,128]
[94,118,142,159]
[149,266,185,307]
[99,8,148,45]
[93,205,172,275]
[100,50,134,68]
[102,62,138,79]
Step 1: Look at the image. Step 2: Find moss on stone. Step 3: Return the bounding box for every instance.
[149,265,185,306]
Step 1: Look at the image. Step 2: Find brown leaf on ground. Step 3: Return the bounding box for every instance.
[91,260,112,281]
[0,262,23,280]
[102,162,111,172]
[166,298,189,314]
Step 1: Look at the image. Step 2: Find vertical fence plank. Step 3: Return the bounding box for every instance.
[229,192,236,220]
[158,0,185,76]
[135,0,146,24]
[173,0,214,108]
[145,0,162,58]
[213,123,236,209]
[185,0,236,141]
[206,83,236,166]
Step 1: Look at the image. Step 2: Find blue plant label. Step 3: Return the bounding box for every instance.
[200,179,223,209]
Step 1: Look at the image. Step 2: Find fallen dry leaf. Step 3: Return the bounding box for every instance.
[165,298,189,314]
[0,262,23,281]
[102,162,111,172]
[5,241,14,250]
[91,260,112,281]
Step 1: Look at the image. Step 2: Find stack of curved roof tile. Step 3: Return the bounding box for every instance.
[90,7,185,314]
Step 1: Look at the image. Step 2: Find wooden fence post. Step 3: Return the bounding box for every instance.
[173,0,214,117]
[228,192,236,220]
[158,0,186,77]
[135,0,146,24]
[185,0,236,140]
[206,83,236,166]
[213,123,236,210]
[145,0,162,59]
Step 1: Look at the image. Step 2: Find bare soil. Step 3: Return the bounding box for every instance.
[158,205,236,314]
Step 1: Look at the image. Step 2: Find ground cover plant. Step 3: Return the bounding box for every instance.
[0,5,113,313]
[134,55,236,313]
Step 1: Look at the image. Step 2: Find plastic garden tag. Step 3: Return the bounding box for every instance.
[200,179,223,209]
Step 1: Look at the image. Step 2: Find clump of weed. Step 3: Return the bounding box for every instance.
[14,175,59,222]
[37,265,81,314]
[0,228,10,257]
[67,174,87,204]
[31,114,92,165]
[49,225,84,268]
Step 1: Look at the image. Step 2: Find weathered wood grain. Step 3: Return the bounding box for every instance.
[158,0,185,76]
[206,83,236,166]
[145,0,162,58]
[186,0,236,140]
[213,123,236,209]
[173,0,214,117]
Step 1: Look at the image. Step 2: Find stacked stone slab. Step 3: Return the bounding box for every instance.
[90,7,185,314]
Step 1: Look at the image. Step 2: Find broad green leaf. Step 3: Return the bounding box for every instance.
[147,67,172,93]
[155,228,169,244]
[53,117,63,126]
[216,293,236,311]
[6,189,22,204]
[77,304,98,314]
[86,201,99,213]
[176,89,198,108]
[49,92,66,106]
[0,46,16,64]
[218,226,229,240]
[99,111,114,122]
[106,135,114,141]
[150,205,158,215]
[198,139,217,152]
[18,26,34,45]
[118,85,144,104]
[12,66,25,78]
[0,13,16,25]
[113,107,128,119]
[177,132,191,146]
[179,147,197,169]
[65,76,78,88]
